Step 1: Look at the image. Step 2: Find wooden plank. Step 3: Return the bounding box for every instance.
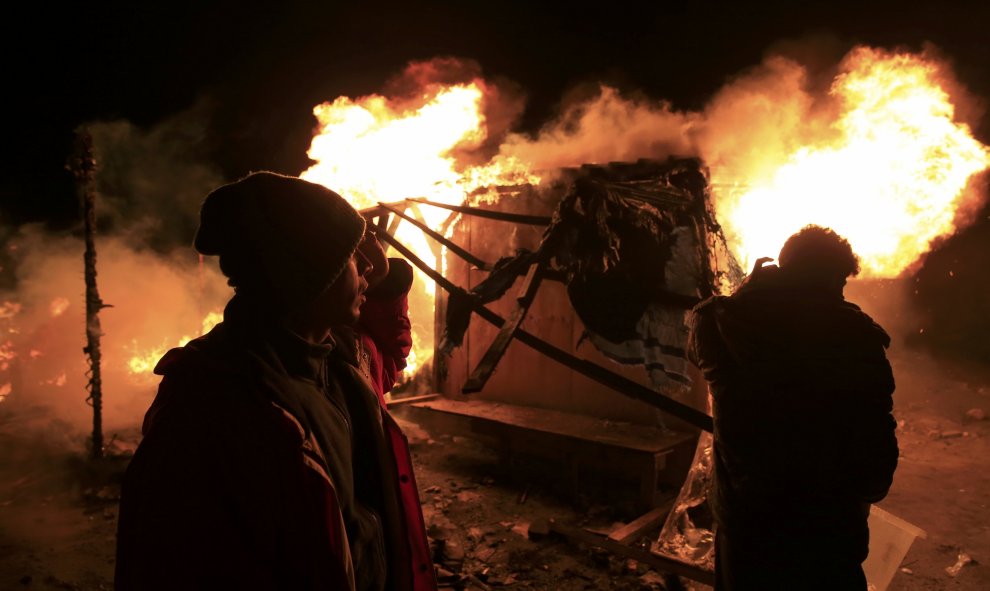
[386,393,440,408]
[548,519,714,586]
[378,201,491,271]
[407,399,694,454]
[607,499,674,544]
[462,262,545,393]
[406,197,552,226]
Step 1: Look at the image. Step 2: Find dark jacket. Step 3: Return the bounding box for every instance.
[687,265,897,562]
[115,296,434,590]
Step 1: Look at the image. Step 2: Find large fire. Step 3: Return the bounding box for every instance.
[297,49,988,383]
[119,48,989,382]
[713,47,990,276]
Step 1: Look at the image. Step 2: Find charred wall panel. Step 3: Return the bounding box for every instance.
[438,178,702,427]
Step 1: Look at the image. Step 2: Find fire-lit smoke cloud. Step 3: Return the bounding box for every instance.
[0,229,229,430]
[496,86,699,172]
[0,105,232,434]
[714,48,989,276]
[88,99,223,252]
[299,49,988,372]
[494,47,989,277]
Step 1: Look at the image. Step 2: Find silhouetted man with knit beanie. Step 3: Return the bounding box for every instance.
[116,172,437,591]
[688,225,898,590]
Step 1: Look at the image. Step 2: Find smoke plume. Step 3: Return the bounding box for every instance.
[0,104,231,438]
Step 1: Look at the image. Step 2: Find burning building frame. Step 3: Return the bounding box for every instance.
[356,156,737,584]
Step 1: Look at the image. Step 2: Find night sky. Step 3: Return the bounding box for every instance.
[6,0,989,226]
[4,0,990,355]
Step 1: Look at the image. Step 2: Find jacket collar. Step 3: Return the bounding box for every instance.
[223,294,335,382]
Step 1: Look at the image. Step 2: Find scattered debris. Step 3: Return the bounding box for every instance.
[900,567,913,574]
[517,483,531,504]
[468,527,485,543]
[965,408,986,421]
[639,571,667,589]
[928,429,965,440]
[527,518,551,541]
[945,552,973,577]
[456,490,481,503]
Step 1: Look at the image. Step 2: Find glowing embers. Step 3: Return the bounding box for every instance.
[50,297,70,318]
[0,340,16,372]
[716,47,990,277]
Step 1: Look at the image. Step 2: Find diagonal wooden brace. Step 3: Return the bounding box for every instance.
[462,260,546,393]
[406,197,552,226]
[378,201,491,270]
[376,229,714,432]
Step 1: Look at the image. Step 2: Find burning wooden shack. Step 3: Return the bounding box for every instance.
[360,157,740,582]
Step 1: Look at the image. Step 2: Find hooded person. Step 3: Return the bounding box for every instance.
[115,172,438,591]
[687,225,898,591]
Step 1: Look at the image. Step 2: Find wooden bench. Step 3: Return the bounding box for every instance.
[396,397,697,510]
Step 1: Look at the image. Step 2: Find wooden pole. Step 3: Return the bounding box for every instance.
[71,128,108,459]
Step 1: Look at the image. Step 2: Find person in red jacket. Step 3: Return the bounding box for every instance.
[115,171,438,591]
[332,232,437,591]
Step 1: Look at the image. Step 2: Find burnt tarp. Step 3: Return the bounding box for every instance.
[442,157,740,399]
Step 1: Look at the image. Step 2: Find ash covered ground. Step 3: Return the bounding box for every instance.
[0,284,988,590]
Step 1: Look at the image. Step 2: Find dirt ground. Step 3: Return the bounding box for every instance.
[0,344,987,590]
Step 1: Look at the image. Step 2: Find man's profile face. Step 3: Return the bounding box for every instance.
[320,250,372,327]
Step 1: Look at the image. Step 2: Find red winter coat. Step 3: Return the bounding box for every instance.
[355,289,435,591]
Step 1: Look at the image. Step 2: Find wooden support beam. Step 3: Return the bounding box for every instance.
[375,230,714,433]
[406,197,552,226]
[548,519,714,586]
[378,201,491,271]
[386,393,441,408]
[374,212,391,232]
[462,261,545,393]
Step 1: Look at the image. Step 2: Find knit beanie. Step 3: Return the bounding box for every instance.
[194,171,366,312]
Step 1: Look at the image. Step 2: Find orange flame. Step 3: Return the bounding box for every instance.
[302,80,537,377]
[298,49,987,385]
[714,48,990,277]
[0,340,16,372]
[0,301,21,320]
[126,310,223,377]
[50,297,70,318]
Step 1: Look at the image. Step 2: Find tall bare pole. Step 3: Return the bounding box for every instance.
[70,128,107,459]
